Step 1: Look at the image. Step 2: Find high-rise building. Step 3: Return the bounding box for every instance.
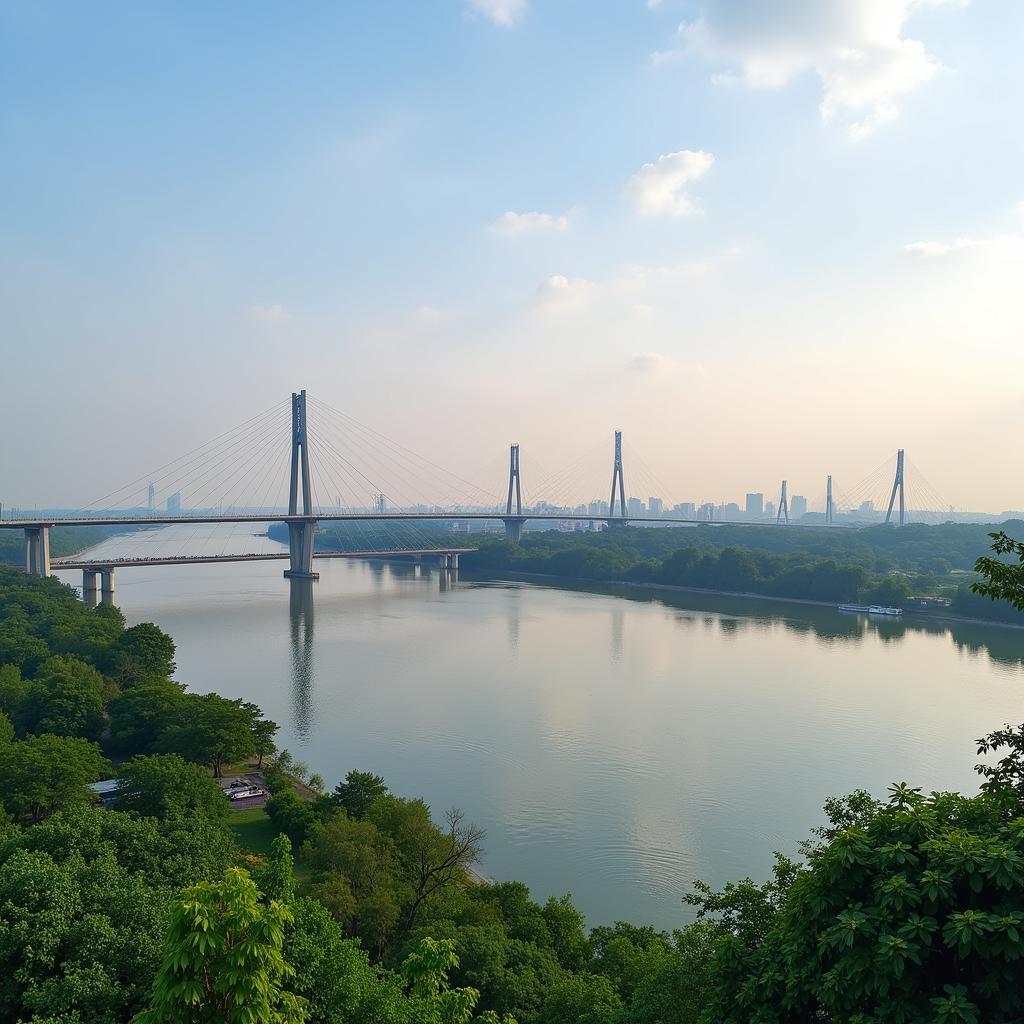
[147,483,156,511]
[588,499,610,516]
[765,500,775,519]
[167,491,181,514]
[698,502,715,520]
[791,495,808,518]
[858,500,875,514]
[745,492,764,517]
[674,502,696,519]
[648,497,663,515]
[627,496,645,517]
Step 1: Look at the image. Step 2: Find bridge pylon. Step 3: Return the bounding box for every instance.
[884,449,906,527]
[777,480,789,525]
[826,474,833,525]
[284,389,319,580]
[608,430,627,524]
[503,443,525,543]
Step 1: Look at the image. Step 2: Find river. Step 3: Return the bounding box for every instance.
[56,525,1024,931]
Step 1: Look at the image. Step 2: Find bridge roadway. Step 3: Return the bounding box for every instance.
[0,511,821,529]
[52,548,478,570]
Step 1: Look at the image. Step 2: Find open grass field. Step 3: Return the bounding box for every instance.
[229,807,278,856]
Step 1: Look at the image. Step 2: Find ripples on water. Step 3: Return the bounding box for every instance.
[57,526,1024,930]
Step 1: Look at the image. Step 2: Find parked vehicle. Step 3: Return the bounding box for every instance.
[228,786,266,800]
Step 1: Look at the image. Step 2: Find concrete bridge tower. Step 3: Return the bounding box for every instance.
[503,443,525,543]
[884,449,906,527]
[284,390,319,579]
[608,431,627,522]
[777,480,789,525]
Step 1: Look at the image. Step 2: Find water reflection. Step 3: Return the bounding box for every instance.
[570,583,1024,670]
[288,579,315,738]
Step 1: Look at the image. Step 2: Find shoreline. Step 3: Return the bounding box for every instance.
[470,570,1024,632]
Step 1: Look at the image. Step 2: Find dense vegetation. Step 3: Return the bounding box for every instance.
[305,519,1024,622]
[2,558,1024,1022]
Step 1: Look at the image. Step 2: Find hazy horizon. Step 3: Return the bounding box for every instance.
[2,2,1022,512]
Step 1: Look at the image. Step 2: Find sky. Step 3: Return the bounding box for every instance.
[1,0,1023,513]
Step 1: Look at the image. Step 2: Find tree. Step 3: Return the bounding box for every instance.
[401,937,480,1024]
[536,973,621,1024]
[115,754,229,822]
[156,692,257,777]
[18,655,108,741]
[972,531,1024,611]
[332,769,389,819]
[252,716,279,768]
[0,709,13,746]
[133,867,307,1024]
[975,722,1024,803]
[370,798,486,931]
[111,622,176,685]
[108,682,185,756]
[695,782,1024,1023]
[265,789,321,846]
[0,734,109,822]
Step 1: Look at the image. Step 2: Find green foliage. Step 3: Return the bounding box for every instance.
[694,785,1024,1023]
[401,937,481,1024]
[975,723,1024,802]
[110,622,177,686]
[115,753,229,822]
[155,692,265,777]
[265,788,331,847]
[0,733,109,822]
[108,681,185,756]
[0,806,237,1024]
[332,769,389,819]
[0,708,13,746]
[133,866,307,1024]
[971,531,1024,611]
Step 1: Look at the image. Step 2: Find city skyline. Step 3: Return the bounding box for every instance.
[1,2,1022,510]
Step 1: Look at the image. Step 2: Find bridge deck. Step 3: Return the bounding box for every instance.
[1,511,838,529]
[53,548,478,570]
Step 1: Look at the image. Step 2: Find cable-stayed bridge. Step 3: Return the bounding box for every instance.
[0,390,949,601]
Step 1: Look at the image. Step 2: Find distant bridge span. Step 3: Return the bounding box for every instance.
[4,389,856,597]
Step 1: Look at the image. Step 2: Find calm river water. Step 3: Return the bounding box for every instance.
[57,526,1024,931]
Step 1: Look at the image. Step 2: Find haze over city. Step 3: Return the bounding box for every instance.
[2,1,1022,511]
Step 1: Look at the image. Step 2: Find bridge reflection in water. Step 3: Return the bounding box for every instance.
[289,579,316,740]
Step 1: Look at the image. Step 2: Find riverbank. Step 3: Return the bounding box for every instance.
[476,569,1024,632]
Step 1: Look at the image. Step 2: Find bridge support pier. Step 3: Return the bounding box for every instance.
[100,568,116,605]
[284,521,319,580]
[82,570,99,606]
[503,518,525,543]
[24,526,51,576]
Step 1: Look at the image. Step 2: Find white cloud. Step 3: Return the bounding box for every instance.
[248,304,288,321]
[467,0,525,28]
[672,1,965,139]
[1016,200,1024,217]
[626,149,714,217]
[533,274,594,312]
[628,352,676,375]
[904,235,1022,257]
[489,210,570,236]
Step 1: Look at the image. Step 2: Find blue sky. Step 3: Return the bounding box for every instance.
[2,1,1022,511]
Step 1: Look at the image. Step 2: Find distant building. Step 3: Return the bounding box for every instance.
[745,492,764,517]
[627,496,645,517]
[167,491,181,514]
[674,501,696,519]
[147,483,156,511]
[858,500,875,514]
[588,499,610,517]
[791,495,808,518]
[698,502,715,521]
[765,500,775,519]
[716,502,741,521]
[648,497,663,515]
